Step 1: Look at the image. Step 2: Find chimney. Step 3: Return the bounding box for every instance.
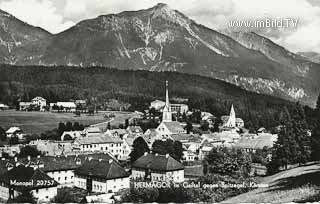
[166,154,169,158]
[144,152,148,156]
[109,159,113,164]
[27,155,31,161]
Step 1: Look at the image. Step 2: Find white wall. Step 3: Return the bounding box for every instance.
[47,170,74,185]
[31,187,57,202]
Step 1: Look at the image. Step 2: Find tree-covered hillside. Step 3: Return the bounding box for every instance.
[0,64,298,129]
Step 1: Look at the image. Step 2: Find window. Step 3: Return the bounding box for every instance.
[65,177,67,180]
[105,147,108,150]
[36,189,39,193]
[58,177,61,181]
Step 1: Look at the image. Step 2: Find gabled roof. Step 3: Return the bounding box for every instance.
[132,153,184,171]
[235,134,277,150]
[126,126,143,133]
[0,166,58,190]
[6,127,21,134]
[161,121,185,133]
[75,135,123,145]
[75,159,129,180]
[31,96,46,101]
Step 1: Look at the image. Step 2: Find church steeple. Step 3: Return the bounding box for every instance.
[162,80,172,122]
[226,104,236,127]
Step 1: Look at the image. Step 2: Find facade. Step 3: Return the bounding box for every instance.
[74,158,129,193]
[19,102,32,111]
[29,140,74,156]
[132,153,184,183]
[50,102,77,112]
[74,135,125,159]
[31,96,47,111]
[0,104,9,111]
[170,104,189,113]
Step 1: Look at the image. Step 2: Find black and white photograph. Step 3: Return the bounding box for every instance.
[0,0,319,203]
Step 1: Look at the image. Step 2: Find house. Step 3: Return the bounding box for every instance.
[50,102,77,112]
[29,140,74,156]
[31,96,47,111]
[19,102,32,111]
[182,150,196,162]
[74,135,125,159]
[0,145,23,157]
[0,153,118,188]
[0,104,9,111]
[74,158,129,193]
[0,166,58,202]
[5,127,24,140]
[61,131,83,141]
[235,133,278,153]
[170,104,189,113]
[106,129,128,138]
[150,100,165,111]
[132,153,184,183]
[126,126,143,135]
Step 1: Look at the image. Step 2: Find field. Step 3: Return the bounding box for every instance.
[223,162,320,203]
[0,110,139,134]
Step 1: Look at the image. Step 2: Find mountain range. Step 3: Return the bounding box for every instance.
[0,3,319,106]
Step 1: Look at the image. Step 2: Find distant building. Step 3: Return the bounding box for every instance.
[235,133,278,153]
[19,102,32,111]
[74,158,129,193]
[132,153,184,183]
[50,102,77,112]
[0,104,9,111]
[126,126,143,135]
[5,127,24,140]
[61,131,83,141]
[106,129,128,138]
[29,140,74,156]
[31,96,47,111]
[170,104,189,113]
[150,100,165,111]
[0,166,58,202]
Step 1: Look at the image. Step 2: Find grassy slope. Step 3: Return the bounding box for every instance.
[224,162,320,203]
[0,110,137,134]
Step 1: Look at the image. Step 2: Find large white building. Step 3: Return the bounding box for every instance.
[31,96,47,111]
[132,153,184,183]
[74,158,130,193]
[74,135,125,159]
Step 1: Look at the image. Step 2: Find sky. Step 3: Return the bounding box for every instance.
[0,0,320,53]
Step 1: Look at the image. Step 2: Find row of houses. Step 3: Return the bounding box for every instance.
[0,150,185,202]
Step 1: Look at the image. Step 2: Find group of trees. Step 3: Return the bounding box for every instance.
[204,147,252,177]
[267,103,312,174]
[311,95,320,161]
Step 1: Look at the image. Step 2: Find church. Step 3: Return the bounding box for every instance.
[156,81,186,138]
[220,104,244,132]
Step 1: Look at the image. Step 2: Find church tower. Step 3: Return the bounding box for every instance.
[225,104,236,127]
[162,81,172,122]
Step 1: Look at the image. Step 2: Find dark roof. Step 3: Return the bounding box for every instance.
[132,153,184,171]
[1,153,117,173]
[0,166,58,190]
[75,159,129,180]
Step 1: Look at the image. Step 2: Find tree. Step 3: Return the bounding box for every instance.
[57,122,66,136]
[65,121,73,131]
[130,137,150,163]
[311,94,320,161]
[9,136,19,145]
[200,121,209,131]
[107,122,111,130]
[19,146,42,158]
[205,147,252,177]
[73,122,81,131]
[185,121,193,134]
[152,140,184,161]
[125,119,129,128]
[0,126,6,141]
[8,190,36,203]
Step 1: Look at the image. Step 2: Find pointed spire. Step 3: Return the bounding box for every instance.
[162,80,172,122]
[226,104,236,127]
[165,80,169,108]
